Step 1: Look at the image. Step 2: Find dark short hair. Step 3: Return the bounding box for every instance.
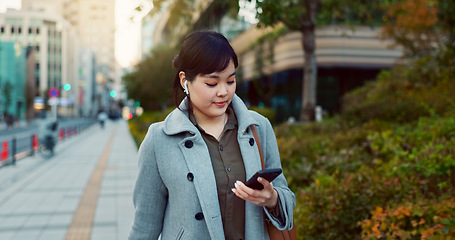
[172,31,238,107]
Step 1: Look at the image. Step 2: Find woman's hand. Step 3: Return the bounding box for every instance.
[231,177,278,208]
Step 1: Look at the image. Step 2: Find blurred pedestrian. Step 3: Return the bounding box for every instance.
[38,118,59,153]
[97,110,108,129]
[6,114,14,129]
[128,31,295,239]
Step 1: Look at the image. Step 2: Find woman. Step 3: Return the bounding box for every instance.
[129,31,295,240]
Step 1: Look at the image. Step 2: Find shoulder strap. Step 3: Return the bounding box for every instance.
[251,125,265,170]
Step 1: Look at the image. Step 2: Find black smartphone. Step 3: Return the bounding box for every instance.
[245,168,282,190]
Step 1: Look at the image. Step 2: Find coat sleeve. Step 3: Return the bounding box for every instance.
[129,124,168,240]
[258,116,296,231]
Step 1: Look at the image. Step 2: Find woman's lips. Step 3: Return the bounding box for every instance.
[214,101,226,107]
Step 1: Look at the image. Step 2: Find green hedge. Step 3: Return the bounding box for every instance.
[287,116,455,239]
[128,109,172,147]
[278,53,455,239]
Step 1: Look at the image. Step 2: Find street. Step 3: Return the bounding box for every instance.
[0,120,138,240]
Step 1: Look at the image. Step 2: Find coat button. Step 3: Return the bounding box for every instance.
[185,140,193,148]
[187,172,194,181]
[249,138,254,146]
[195,212,204,220]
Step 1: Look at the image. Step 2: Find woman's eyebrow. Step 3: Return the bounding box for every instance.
[205,72,236,79]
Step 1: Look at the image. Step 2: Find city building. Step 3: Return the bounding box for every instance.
[0,9,79,119]
[22,0,116,82]
[22,0,119,116]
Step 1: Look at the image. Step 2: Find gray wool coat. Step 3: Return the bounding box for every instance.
[128,94,295,240]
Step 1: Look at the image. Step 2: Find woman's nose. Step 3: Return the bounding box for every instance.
[217,84,228,96]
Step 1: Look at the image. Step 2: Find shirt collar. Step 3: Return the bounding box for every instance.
[189,106,238,133]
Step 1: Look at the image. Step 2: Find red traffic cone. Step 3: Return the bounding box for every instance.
[1,141,9,161]
[59,129,64,140]
[33,134,39,150]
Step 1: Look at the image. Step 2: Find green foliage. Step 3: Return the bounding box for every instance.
[360,197,455,239]
[341,55,455,124]
[128,109,173,147]
[248,106,276,125]
[253,0,386,30]
[275,51,455,239]
[122,45,177,111]
[438,0,455,48]
[285,114,455,239]
[2,81,14,114]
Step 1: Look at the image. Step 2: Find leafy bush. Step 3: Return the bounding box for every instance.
[128,109,172,147]
[286,114,455,239]
[278,53,455,239]
[248,106,276,125]
[360,197,455,239]
[342,56,455,124]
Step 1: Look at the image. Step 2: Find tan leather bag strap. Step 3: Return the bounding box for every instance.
[251,125,265,170]
[251,124,298,240]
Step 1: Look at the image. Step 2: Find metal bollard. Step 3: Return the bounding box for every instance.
[30,135,34,156]
[12,137,16,166]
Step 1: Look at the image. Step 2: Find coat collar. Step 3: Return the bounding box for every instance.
[162,94,258,136]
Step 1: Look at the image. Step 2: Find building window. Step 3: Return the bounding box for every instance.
[18,27,22,34]
[1,27,4,33]
[11,27,15,33]
[29,27,32,34]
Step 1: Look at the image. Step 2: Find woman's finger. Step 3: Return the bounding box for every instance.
[231,180,276,206]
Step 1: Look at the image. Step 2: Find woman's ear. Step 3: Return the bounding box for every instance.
[179,71,186,89]
[179,71,189,95]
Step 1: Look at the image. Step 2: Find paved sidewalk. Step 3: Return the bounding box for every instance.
[0,120,139,240]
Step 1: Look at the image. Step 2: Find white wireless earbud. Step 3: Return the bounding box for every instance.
[183,80,189,95]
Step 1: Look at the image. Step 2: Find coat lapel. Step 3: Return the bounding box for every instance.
[163,101,225,239]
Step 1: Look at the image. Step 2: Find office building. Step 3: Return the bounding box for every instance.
[0,9,79,118]
[22,0,115,80]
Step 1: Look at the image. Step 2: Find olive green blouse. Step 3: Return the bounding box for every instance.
[190,107,246,240]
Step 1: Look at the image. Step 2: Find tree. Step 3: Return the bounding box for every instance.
[249,0,386,120]
[381,0,441,57]
[2,81,14,116]
[380,0,455,82]
[122,45,177,111]
[437,0,455,50]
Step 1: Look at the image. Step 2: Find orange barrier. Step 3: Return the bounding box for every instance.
[1,141,9,161]
[33,134,39,150]
[59,129,64,140]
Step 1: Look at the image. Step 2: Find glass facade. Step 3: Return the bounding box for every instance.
[0,41,26,119]
[238,66,384,123]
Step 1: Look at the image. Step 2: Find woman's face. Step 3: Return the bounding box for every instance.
[185,60,236,121]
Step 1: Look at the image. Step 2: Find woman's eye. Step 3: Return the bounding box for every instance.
[206,83,217,87]
[227,80,236,85]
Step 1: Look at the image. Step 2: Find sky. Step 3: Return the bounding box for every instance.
[0,0,147,68]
